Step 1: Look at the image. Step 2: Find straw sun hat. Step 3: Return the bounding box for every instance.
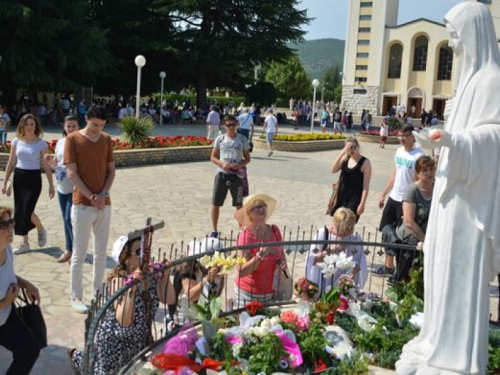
[234,194,277,227]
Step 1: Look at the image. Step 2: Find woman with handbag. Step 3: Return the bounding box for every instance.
[234,194,289,307]
[0,206,42,374]
[69,236,175,374]
[329,138,372,222]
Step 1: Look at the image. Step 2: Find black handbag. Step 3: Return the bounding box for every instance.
[16,289,47,349]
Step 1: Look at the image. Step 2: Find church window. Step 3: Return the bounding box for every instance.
[437,45,453,80]
[388,43,403,78]
[413,36,428,71]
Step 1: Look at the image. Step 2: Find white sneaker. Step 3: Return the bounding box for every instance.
[71,299,89,314]
[13,243,30,254]
[38,229,47,247]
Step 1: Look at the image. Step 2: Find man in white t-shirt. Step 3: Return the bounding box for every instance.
[376,124,424,280]
[262,109,278,157]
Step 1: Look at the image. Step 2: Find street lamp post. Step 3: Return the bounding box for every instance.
[310,79,320,133]
[134,55,146,119]
[159,71,166,126]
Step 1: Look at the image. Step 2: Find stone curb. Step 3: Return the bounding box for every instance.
[252,137,345,152]
[356,134,400,145]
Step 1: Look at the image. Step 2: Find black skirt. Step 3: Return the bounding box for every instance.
[13,168,42,236]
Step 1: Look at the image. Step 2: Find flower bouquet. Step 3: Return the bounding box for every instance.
[199,252,246,275]
[294,277,319,301]
[245,301,265,317]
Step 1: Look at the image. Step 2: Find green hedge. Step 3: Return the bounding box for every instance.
[150,93,245,108]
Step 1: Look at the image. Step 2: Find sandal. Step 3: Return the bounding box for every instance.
[373,265,394,277]
[67,348,80,374]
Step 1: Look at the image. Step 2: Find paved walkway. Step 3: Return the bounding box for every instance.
[0,123,496,374]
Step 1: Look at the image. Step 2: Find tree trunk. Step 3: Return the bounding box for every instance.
[196,67,208,110]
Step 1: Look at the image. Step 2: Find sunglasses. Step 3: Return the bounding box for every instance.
[251,204,267,212]
[0,218,15,229]
[225,123,237,127]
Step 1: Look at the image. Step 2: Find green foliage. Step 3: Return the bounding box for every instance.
[297,320,328,366]
[488,330,500,374]
[259,133,345,141]
[246,82,278,107]
[119,116,153,146]
[0,0,112,103]
[335,310,419,370]
[386,268,424,323]
[239,333,286,374]
[333,352,370,375]
[212,332,235,372]
[154,0,311,108]
[288,38,345,80]
[322,66,343,103]
[150,93,246,108]
[265,55,311,101]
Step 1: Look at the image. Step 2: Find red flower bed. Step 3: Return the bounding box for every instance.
[0,136,213,154]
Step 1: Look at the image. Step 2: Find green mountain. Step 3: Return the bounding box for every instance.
[288,38,345,80]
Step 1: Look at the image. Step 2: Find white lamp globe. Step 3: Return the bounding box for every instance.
[159,71,166,79]
[135,55,146,68]
[312,79,320,88]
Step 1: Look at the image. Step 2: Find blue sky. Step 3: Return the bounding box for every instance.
[300,0,462,40]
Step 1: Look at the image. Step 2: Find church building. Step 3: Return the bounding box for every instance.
[341,0,500,117]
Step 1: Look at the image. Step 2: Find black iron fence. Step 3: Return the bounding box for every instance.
[81,225,419,374]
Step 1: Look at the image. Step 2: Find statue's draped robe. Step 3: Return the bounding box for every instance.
[397,3,500,374]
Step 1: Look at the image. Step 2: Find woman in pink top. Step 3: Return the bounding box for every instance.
[234,194,289,307]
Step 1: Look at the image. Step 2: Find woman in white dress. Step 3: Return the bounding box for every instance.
[306,207,367,293]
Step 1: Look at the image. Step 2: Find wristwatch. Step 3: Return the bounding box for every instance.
[101,191,110,198]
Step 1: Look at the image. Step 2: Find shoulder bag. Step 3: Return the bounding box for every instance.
[326,173,344,216]
[16,289,47,349]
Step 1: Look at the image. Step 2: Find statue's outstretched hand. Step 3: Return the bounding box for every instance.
[413,130,439,149]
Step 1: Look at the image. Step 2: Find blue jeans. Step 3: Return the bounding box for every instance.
[0,131,7,145]
[58,192,73,252]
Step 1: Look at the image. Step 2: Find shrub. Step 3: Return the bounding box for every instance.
[119,116,153,146]
[259,133,346,142]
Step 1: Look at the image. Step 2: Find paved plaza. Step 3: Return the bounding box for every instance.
[0,122,497,374]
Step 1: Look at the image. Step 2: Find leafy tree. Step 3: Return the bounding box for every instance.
[245,82,277,107]
[265,55,311,101]
[159,0,310,108]
[0,0,112,106]
[86,0,180,99]
[322,65,342,103]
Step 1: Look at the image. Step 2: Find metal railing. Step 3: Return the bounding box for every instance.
[81,224,419,374]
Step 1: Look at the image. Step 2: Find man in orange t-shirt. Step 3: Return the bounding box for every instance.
[64,106,115,314]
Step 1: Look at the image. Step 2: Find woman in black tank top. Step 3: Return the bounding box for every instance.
[330,138,372,222]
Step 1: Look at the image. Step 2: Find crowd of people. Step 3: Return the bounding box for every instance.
[0,103,437,374]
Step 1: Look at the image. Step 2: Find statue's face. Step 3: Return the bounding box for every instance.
[446,23,463,55]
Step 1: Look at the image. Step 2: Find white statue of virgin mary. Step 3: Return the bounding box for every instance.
[397,1,500,374]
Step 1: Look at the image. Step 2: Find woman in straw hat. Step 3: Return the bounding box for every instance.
[234,194,289,307]
[69,236,174,374]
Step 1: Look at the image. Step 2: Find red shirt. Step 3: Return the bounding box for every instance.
[235,225,283,295]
